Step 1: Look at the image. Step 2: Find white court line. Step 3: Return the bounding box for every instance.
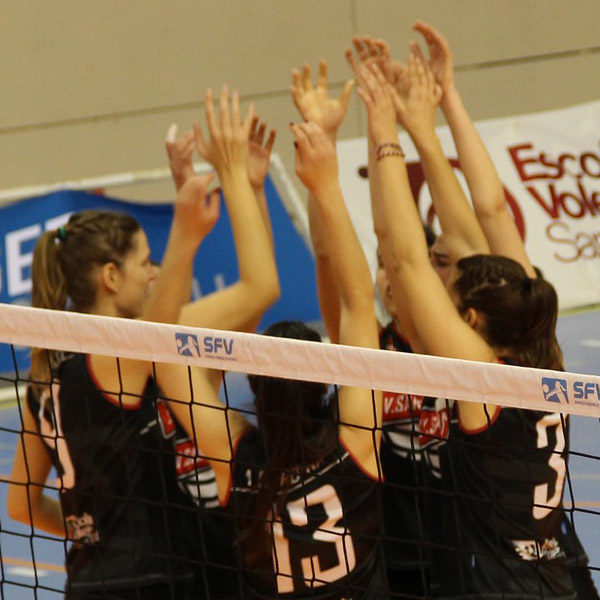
[580,339,600,348]
[7,566,48,578]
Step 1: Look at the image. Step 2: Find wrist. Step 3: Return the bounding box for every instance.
[440,83,460,112]
[412,131,443,156]
[324,128,338,145]
[168,221,205,253]
[308,175,340,198]
[217,164,248,183]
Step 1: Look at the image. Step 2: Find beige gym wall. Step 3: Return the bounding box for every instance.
[1,0,599,203]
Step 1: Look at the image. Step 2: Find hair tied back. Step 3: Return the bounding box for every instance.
[57,226,68,242]
[521,277,532,294]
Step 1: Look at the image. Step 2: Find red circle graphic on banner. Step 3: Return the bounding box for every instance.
[358,160,526,241]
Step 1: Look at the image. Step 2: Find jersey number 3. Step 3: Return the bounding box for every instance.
[272,484,356,594]
[533,413,566,520]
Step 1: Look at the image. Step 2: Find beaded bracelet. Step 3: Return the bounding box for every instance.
[375,142,405,161]
[376,148,405,161]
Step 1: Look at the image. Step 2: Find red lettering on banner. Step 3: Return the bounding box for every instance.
[383,392,424,421]
[174,440,209,476]
[508,143,600,183]
[527,183,600,220]
[419,408,449,446]
[157,400,176,437]
[509,144,551,181]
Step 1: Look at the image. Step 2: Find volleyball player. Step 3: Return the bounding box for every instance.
[162,109,279,600]
[8,89,279,599]
[355,23,597,597]
[158,111,387,598]
[358,55,579,598]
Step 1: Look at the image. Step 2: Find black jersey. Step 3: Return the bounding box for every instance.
[227,428,388,599]
[380,323,424,460]
[27,354,193,595]
[379,323,430,579]
[155,389,240,600]
[433,400,577,599]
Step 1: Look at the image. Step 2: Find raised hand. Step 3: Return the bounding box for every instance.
[392,55,442,142]
[411,21,455,95]
[355,62,397,145]
[247,116,276,191]
[173,174,220,243]
[194,86,255,176]
[291,60,354,141]
[165,124,196,192]
[290,121,339,193]
[346,36,392,79]
[346,36,410,123]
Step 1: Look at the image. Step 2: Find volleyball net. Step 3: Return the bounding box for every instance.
[1,303,599,599]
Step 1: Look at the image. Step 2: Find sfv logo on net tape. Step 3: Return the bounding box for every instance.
[175,333,237,361]
[542,376,600,406]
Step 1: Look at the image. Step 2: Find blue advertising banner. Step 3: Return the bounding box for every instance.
[0,176,319,375]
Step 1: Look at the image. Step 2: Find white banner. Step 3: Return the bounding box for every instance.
[1,303,599,418]
[336,100,600,311]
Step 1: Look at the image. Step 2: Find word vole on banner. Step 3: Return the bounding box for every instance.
[335,100,600,311]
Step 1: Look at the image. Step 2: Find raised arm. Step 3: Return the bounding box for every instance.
[412,22,535,276]
[291,60,354,342]
[398,52,488,261]
[247,115,277,250]
[359,60,497,428]
[290,121,381,477]
[89,172,220,405]
[165,124,196,192]
[156,88,280,499]
[178,88,280,332]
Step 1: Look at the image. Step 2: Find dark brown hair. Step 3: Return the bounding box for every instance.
[30,210,141,381]
[242,321,336,565]
[453,254,562,370]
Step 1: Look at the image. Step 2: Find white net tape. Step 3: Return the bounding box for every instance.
[1,302,599,418]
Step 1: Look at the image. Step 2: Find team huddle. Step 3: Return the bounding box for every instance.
[7,22,597,600]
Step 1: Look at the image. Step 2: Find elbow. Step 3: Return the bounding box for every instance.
[264,279,281,310]
[7,485,31,524]
[254,273,281,314]
[476,190,508,220]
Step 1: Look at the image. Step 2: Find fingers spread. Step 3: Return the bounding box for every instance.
[409,40,426,62]
[231,90,241,129]
[265,129,276,153]
[256,121,267,145]
[301,63,314,91]
[166,123,178,143]
[338,78,355,111]
[318,59,328,90]
[249,115,259,140]
[204,88,219,138]
[193,121,208,156]
[219,85,232,137]
[345,47,359,72]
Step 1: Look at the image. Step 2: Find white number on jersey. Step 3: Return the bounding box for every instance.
[533,413,566,520]
[272,484,356,594]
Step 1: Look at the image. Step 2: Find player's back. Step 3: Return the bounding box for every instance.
[229,428,387,599]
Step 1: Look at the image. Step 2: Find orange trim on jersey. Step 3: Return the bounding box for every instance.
[221,427,252,507]
[458,404,502,435]
[339,435,384,483]
[85,354,142,411]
